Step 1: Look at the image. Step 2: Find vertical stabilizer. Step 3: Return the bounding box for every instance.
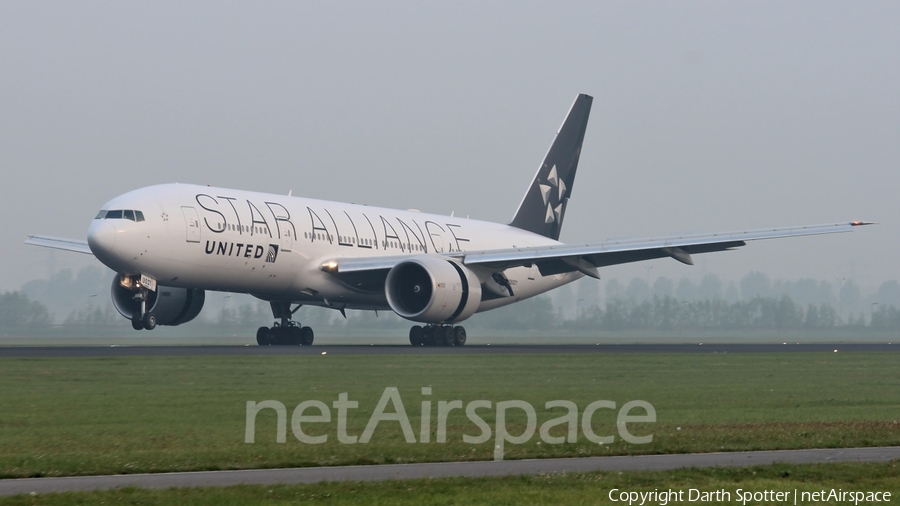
[510,94,592,240]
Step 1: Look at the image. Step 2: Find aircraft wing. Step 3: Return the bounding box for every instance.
[458,221,873,278]
[325,222,872,281]
[25,235,93,255]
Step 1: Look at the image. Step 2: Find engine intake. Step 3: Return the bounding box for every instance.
[385,256,481,324]
[111,274,205,326]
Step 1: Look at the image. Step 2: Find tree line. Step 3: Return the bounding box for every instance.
[3,268,900,333]
[2,289,900,332]
[0,291,52,331]
[473,294,900,332]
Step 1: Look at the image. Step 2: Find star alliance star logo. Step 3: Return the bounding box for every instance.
[538,164,566,224]
[266,244,279,263]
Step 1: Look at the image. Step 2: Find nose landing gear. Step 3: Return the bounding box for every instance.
[409,325,466,346]
[131,288,157,330]
[257,301,314,346]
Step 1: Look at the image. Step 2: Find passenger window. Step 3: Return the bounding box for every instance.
[135,211,145,222]
[124,210,135,221]
[106,210,123,219]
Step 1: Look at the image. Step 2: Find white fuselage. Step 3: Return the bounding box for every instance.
[87,184,580,314]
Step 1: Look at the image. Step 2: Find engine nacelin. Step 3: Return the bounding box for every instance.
[111,274,205,326]
[385,256,481,324]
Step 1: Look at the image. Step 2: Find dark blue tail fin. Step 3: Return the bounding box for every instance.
[510,94,593,240]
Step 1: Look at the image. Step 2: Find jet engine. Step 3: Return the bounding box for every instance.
[111,274,205,326]
[385,256,481,324]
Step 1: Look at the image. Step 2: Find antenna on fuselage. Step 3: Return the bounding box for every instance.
[288,190,293,196]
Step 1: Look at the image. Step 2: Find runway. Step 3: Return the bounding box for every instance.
[0,342,896,358]
[1,446,897,496]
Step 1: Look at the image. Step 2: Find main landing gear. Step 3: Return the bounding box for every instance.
[408,325,466,346]
[257,301,314,346]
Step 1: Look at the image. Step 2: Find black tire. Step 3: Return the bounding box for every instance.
[442,326,455,346]
[409,326,423,346]
[421,326,434,346]
[300,326,314,346]
[271,327,286,345]
[453,326,467,346]
[142,312,157,330]
[131,314,144,331]
[289,326,302,345]
[256,327,270,346]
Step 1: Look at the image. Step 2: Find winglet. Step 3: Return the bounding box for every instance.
[510,94,593,240]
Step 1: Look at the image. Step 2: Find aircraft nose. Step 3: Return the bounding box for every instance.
[87,220,117,258]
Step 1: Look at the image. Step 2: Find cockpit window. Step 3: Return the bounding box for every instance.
[97,209,145,221]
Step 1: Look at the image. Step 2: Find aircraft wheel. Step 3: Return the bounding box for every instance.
[409,326,423,346]
[442,327,455,346]
[131,314,144,331]
[421,326,434,346]
[453,326,467,346]
[269,327,284,346]
[256,327,271,346]
[142,312,157,331]
[288,326,302,345]
[300,326,314,346]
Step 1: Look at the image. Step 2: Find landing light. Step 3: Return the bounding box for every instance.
[321,260,339,274]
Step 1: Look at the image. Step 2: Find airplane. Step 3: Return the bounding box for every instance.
[26,94,871,346]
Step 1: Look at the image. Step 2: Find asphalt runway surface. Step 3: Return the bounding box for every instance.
[0,343,897,358]
[2,447,898,496]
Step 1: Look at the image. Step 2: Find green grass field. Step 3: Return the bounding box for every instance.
[1,327,898,345]
[1,351,898,479]
[2,462,898,505]
[0,317,900,349]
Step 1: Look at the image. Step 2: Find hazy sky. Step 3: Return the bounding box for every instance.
[2,1,897,294]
